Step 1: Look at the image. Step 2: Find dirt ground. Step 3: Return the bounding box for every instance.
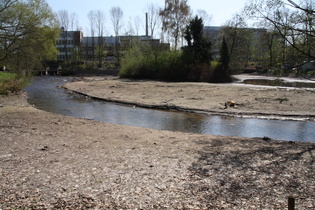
[0,76,315,209]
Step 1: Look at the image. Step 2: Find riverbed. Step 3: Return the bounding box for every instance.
[25,76,315,142]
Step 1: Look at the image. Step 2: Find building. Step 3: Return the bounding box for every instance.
[55,31,170,62]
[55,29,83,61]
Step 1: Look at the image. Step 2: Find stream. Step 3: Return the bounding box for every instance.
[24,76,315,142]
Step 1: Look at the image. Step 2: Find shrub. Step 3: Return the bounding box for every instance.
[120,45,188,81]
[120,46,232,83]
[0,72,31,95]
[210,63,233,83]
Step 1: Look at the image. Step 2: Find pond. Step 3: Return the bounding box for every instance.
[24,76,315,142]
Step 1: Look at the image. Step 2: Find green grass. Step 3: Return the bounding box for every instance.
[0,71,30,95]
[0,72,16,82]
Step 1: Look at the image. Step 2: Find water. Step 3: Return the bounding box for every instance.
[24,77,315,142]
[243,79,315,88]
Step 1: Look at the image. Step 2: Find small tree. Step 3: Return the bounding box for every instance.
[182,16,212,81]
[183,16,211,63]
[160,0,191,50]
[220,36,230,70]
[110,6,124,65]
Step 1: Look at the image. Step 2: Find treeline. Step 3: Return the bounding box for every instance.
[1,0,314,80]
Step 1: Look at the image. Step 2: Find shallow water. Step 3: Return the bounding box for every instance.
[243,79,315,88]
[24,77,315,142]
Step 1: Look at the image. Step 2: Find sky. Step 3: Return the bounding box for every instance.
[45,0,248,37]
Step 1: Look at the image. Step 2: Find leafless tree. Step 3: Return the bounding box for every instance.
[146,3,161,38]
[70,12,79,31]
[57,10,71,61]
[88,10,96,37]
[244,0,315,61]
[125,16,135,35]
[221,14,251,70]
[95,10,106,67]
[134,15,142,35]
[110,6,124,37]
[196,9,212,26]
[87,10,96,62]
[110,6,124,64]
[58,10,70,31]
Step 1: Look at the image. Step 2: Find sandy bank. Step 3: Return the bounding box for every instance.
[63,76,315,121]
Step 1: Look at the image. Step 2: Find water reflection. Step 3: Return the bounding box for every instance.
[24,77,315,142]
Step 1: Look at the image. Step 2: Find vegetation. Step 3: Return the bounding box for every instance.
[215,0,315,76]
[0,0,60,73]
[120,16,232,83]
[0,72,31,95]
[159,0,191,50]
[0,0,59,93]
[0,72,16,83]
[220,36,230,71]
[120,44,186,81]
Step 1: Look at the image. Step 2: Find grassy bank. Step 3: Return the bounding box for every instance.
[0,72,30,95]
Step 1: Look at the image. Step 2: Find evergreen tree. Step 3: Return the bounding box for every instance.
[183,16,212,63]
[220,36,230,70]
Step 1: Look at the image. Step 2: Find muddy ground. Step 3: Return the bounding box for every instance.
[0,76,314,209]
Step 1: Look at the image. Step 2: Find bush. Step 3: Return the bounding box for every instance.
[120,46,188,81]
[120,45,232,83]
[210,63,233,83]
[0,72,31,95]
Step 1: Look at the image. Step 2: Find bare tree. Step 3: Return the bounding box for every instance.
[146,3,161,38]
[244,0,315,61]
[196,9,212,26]
[134,15,142,35]
[110,6,124,64]
[95,10,106,38]
[110,6,124,37]
[125,16,135,35]
[58,10,70,31]
[221,14,251,70]
[88,10,96,37]
[160,0,191,50]
[70,12,79,31]
[95,10,106,67]
[57,10,70,61]
[87,10,96,62]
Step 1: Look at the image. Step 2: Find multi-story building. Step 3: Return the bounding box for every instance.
[55,29,170,62]
[55,29,83,61]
